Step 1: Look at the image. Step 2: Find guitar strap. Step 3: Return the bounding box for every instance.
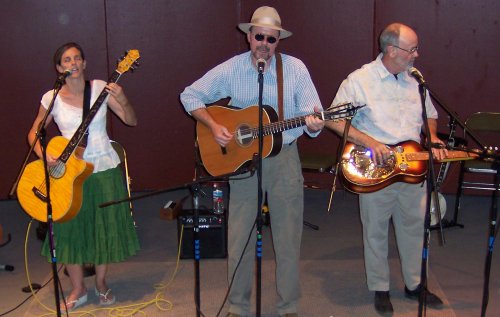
[275,52,284,121]
[81,80,91,147]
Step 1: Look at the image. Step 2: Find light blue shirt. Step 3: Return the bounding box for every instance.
[332,53,438,145]
[180,51,322,144]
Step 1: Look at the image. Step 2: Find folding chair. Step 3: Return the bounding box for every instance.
[452,112,500,224]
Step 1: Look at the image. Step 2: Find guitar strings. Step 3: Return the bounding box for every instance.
[230,116,308,138]
[228,105,351,138]
[35,161,65,198]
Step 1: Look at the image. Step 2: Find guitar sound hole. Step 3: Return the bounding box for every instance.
[49,163,66,179]
[235,124,254,148]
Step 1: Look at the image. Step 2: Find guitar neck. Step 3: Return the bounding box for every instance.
[58,71,123,163]
[259,115,308,137]
[405,150,477,162]
[251,111,334,139]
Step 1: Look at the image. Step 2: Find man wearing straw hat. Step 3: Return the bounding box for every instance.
[181,6,324,317]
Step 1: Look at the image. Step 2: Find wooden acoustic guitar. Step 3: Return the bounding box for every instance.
[341,140,479,194]
[196,102,361,177]
[17,50,140,223]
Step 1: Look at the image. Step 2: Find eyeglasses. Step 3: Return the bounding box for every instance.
[391,44,419,54]
[254,33,277,44]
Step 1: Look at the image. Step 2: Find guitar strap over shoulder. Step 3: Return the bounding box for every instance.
[81,80,91,147]
[275,52,284,121]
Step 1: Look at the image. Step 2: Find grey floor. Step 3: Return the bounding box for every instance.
[0,188,499,316]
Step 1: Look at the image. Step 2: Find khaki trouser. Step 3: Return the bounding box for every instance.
[360,181,427,291]
[227,143,303,316]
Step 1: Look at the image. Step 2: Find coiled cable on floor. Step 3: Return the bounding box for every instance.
[21,219,185,316]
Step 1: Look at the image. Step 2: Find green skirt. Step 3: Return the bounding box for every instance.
[42,167,140,264]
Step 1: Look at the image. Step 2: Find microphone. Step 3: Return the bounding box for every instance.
[57,69,73,82]
[408,67,426,85]
[256,58,266,74]
[0,264,14,271]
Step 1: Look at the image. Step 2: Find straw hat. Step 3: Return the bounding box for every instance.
[238,6,292,39]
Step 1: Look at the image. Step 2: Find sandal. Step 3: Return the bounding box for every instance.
[95,287,116,305]
[62,292,88,311]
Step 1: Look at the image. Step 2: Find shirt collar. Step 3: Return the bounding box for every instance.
[374,53,412,82]
[244,51,277,78]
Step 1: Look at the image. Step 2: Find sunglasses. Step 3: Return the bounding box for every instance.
[254,33,277,44]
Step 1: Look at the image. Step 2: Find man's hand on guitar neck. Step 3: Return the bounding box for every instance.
[429,136,448,161]
[305,106,325,133]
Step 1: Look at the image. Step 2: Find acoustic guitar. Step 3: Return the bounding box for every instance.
[17,50,140,223]
[341,140,479,194]
[196,102,361,177]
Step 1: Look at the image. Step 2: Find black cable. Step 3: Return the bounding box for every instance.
[0,265,64,317]
[216,218,258,317]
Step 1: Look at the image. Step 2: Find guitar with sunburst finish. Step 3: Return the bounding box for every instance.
[341,140,480,193]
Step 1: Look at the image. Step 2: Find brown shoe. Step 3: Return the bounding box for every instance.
[281,314,299,317]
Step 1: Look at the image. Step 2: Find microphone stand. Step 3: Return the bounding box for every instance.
[101,164,256,317]
[415,79,439,317]
[424,85,487,230]
[425,86,485,148]
[9,78,66,317]
[255,63,264,317]
[328,119,352,213]
[481,159,499,317]
[191,141,205,317]
[415,70,500,316]
[191,183,202,317]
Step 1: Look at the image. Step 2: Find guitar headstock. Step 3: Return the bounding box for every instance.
[322,102,365,121]
[116,49,140,74]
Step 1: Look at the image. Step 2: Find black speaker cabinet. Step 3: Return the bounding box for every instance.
[177,209,227,259]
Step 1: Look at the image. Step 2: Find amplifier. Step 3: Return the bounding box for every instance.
[177,210,227,259]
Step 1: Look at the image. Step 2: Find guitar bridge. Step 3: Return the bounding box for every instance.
[32,187,48,203]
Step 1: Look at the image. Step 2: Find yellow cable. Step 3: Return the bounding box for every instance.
[154,223,184,290]
[24,219,59,312]
[23,220,186,316]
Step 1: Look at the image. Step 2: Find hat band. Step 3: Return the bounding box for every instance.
[251,16,282,29]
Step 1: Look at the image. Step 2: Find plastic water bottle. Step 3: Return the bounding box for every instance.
[212,183,224,214]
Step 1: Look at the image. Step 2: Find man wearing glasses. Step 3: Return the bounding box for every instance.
[325,23,445,315]
[180,6,324,317]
